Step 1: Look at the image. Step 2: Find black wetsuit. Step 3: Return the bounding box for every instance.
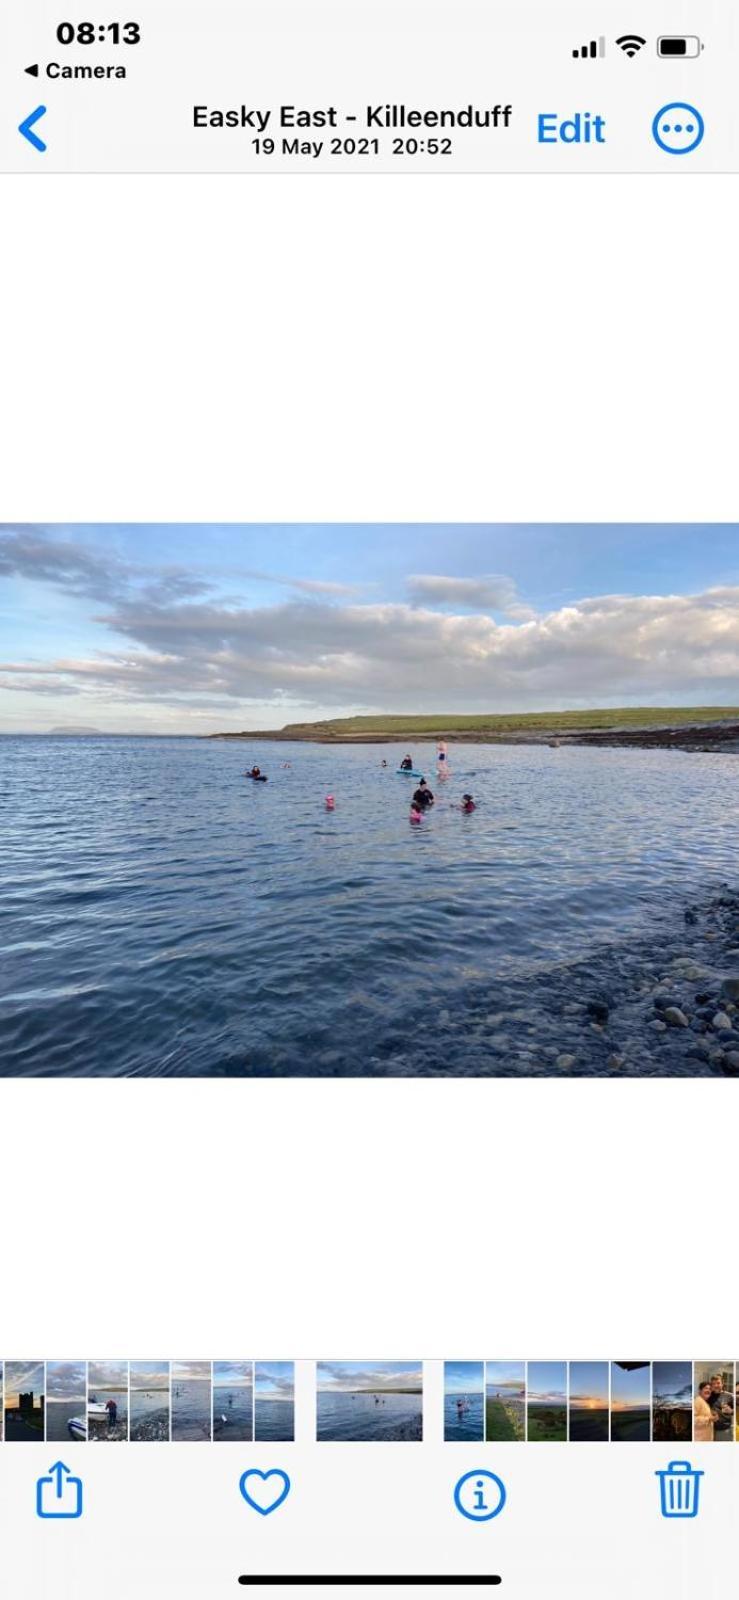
[413,786,434,809]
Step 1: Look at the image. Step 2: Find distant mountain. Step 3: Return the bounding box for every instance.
[48,726,104,735]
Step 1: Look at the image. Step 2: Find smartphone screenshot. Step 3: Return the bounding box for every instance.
[1,2,737,1598]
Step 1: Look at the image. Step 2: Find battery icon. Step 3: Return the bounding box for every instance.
[657,35,704,57]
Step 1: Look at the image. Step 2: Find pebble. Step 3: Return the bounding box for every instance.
[712,1012,733,1032]
[724,1051,739,1072]
[663,1007,689,1028]
[650,1019,667,1033]
[720,977,739,1001]
[555,1054,577,1069]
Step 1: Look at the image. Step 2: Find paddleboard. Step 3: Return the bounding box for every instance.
[396,768,425,778]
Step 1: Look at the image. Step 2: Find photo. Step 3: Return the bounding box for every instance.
[2,523,739,1079]
[317,1362,423,1441]
[610,1362,651,1442]
[443,1362,485,1442]
[652,1362,693,1443]
[0,1362,3,1442]
[46,1360,87,1443]
[129,1361,170,1442]
[568,1362,609,1442]
[88,1360,128,1440]
[3,1361,45,1441]
[485,1362,525,1441]
[526,1362,568,1441]
[694,1363,734,1442]
[254,1362,295,1442]
[213,1361,253,1441]
[171,1361,212,1442]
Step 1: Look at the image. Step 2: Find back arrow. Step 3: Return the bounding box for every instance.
[19,105,47,152]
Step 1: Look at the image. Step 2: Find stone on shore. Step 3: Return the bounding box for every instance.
[663,1007,689,1028]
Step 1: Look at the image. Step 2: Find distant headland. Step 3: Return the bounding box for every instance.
[207,707,739,752]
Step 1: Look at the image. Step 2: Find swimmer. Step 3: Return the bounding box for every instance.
[381,759,388,767]
[409,804,422,825]
[400,754,414,771]
[325,794,336,810]
[461,793,476,813]
[437,739,450,771]
[412,779,434,809]
[247,765,261,778]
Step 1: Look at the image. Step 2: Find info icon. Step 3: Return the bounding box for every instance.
[454,1469,507,1522]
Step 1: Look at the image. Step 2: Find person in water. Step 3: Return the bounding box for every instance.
[409,804,422,824]
[325,794,335,810]
[400,754,414,770]
[413,780,434,809]
[461,793,476,812]
[105,1398,118,1430]
[249,765,261,778]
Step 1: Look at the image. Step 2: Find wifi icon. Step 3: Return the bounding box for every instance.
[616,33,647,56]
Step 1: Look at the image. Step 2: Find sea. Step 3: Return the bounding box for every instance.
[46,1399,87,1442]
[317,1390,422,1441]
[213,1385,253,1440]
[444,1392,485,1441]
[171,1380,212,1440]
[2,734,737,1076]
[129,1390,170,1440]
[255,1398,295,1441]
[88,1388,128,1439]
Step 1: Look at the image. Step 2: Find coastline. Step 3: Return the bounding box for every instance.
[207,717,739,753]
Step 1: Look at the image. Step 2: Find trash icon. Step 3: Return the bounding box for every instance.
[655,1460,703,1519]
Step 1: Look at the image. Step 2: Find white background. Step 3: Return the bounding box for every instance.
[1,175,737,1364]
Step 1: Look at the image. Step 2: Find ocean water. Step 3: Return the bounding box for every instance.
[254,1398,295,1441]
[171,1380,212,1440]
[130,1390,170,1440]
[317,1390,422,1440]
[444,1392,485,1441]
[46,1399,87,1442]
[2,735,738,1076]
[213,1385,253,1440]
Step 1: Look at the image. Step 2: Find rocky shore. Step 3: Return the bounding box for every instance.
[208,719,739,752]
[363,886,739,1077]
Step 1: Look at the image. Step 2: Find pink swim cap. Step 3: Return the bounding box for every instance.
[325,795,335,807]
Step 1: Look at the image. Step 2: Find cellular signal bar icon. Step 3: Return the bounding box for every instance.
[573,36,606,59]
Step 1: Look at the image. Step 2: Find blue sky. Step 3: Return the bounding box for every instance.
[445,1361,484,1394]
[486,1361,525,1396]
[569,1362,609,1408]
[611,1363,651,1410]
[528,1362,567,1404]
[255,1362,295,1399]
[2,524,738,732]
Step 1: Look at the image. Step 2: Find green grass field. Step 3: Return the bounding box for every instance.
[271,707,739,739]
[485,1397,525,1441]
[526,1404,568,1442]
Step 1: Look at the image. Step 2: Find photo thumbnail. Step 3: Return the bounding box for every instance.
[444,1361,484,1441]
[694,1362,734,1441]
[46,1360,87,1443]
[569,1362,609,1442]
[172,1362,212,1442]
[610,1362,651,1442]
[652,1362,693,1443]
[486,1361,526,1442]
[255,1362,295,1441]
[317,1362,423,1441]
[88,1360,128,1440]
[213,1362,254,1442]
[130,1361,170,1442]
[526,1363,568,1442]
[2,523,739,1078]
[3,1361,44,1441]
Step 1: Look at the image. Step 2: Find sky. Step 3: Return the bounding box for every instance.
[652,1362,693,1405]
[46,1360,87,1400]
[527,1363,567,1404]
[1,523,739,733]
[445,1361,484,1394]
[610,1363,651,1410]
[4,1361,44,1408]
[213,1361,253,1387]
[89,1359,128,1390]
[130,1361,170,1389]
[255,1362,295,1398]
[569,1362,609,1409]
[486,1361,525,1395]
[318,1362,423,1392]
[172,1361,211,1382]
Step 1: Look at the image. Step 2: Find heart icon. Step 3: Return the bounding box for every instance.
[239,1468,291,1516]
